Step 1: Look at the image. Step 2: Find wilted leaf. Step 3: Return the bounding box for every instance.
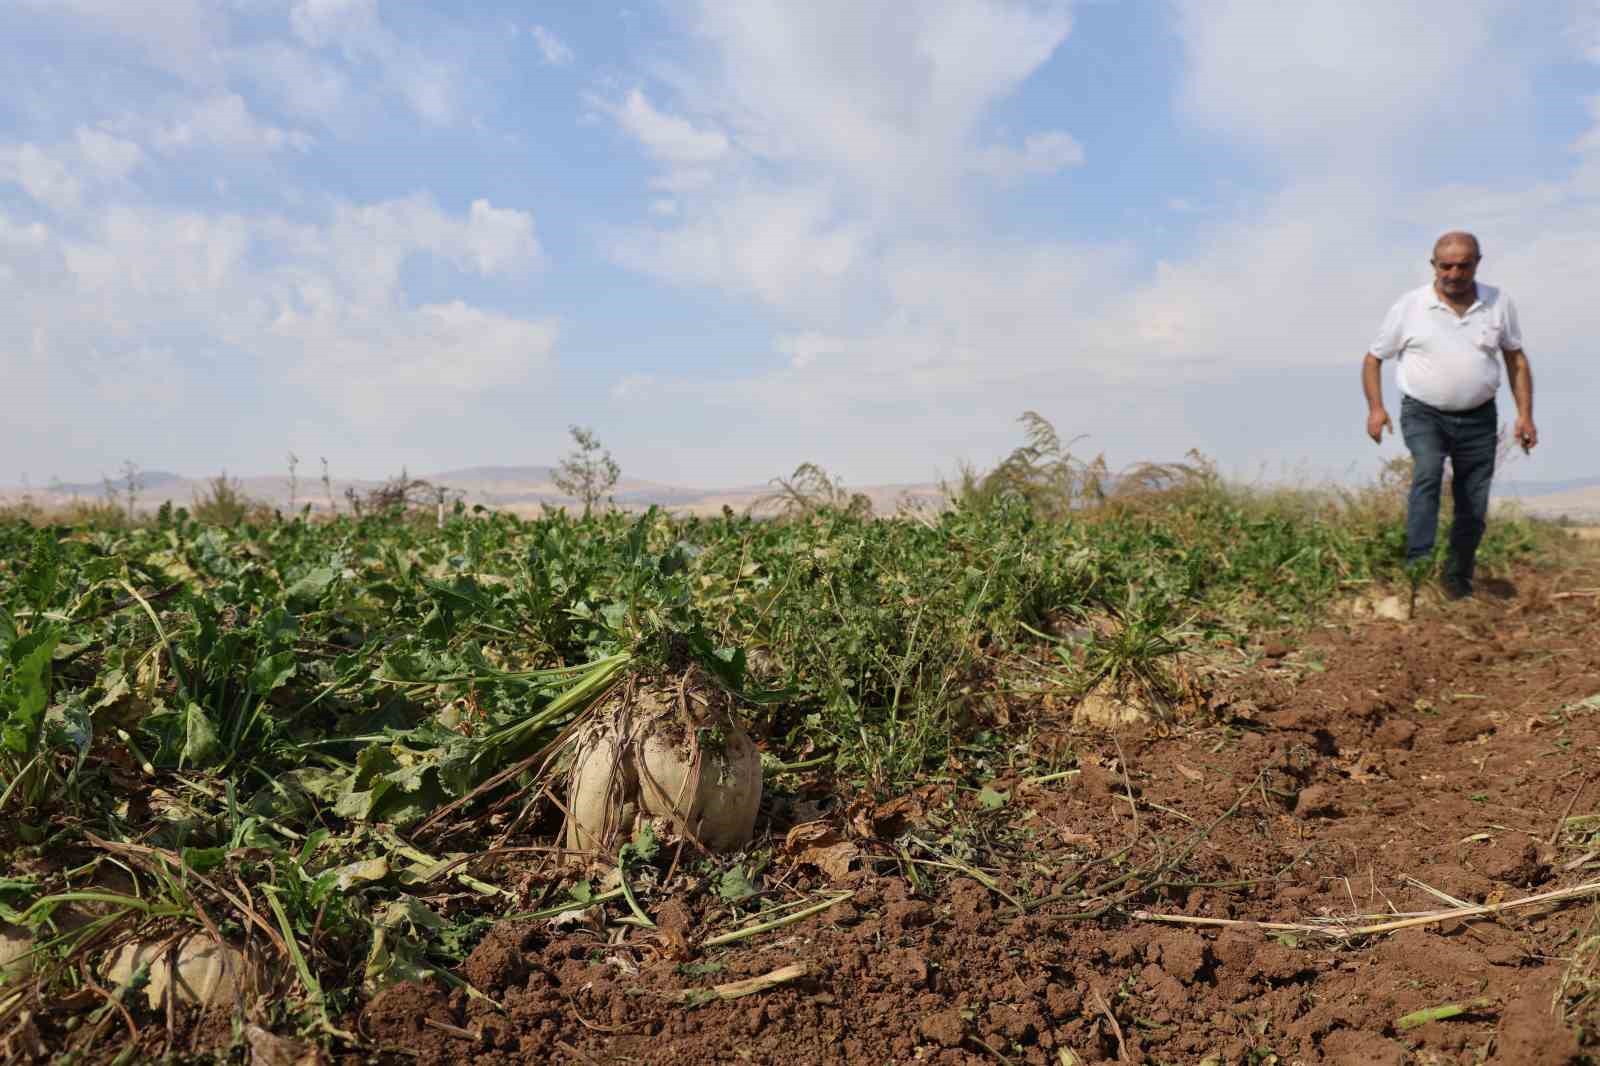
[978,786,1009,810]
[332,857,390,891]
[871,793,926,836]
[782,821,860,882]
[364,896,445,994]
[244,1024,323,1066]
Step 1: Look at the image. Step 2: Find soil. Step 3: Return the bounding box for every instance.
[331,556,1600,1065]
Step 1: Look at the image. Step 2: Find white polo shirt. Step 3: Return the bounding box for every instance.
[1369,283,1522,411]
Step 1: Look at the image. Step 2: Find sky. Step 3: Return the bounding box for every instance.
[3,0,1599,491]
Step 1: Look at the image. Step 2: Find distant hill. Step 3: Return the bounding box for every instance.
[47,470,188,496]
[0,466,945,518]
[430,465,556,483]
[1495,476,1600,498]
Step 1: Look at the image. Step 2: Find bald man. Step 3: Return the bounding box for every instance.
[1361,232,1537,598]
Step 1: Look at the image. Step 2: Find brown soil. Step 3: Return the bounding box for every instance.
[333,558,1600,1065]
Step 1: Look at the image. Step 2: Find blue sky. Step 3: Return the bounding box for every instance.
[3,1,1598,490]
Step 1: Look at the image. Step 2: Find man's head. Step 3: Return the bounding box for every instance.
[1431,231,1482,302]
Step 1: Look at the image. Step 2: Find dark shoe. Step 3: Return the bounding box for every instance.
[1478,577,1518,599]
[1441,577,1472,601]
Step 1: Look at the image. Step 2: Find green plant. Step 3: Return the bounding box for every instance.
[191,472,266,526]
[553,425,621,517]
[1068,588,1191,706]
[948,410,1107,519]
[753,463,872,519]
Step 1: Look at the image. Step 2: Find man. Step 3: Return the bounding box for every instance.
[1361,231,1537,599]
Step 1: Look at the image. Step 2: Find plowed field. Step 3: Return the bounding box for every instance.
[352,553,1600,1065]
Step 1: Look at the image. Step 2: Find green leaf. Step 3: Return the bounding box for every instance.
[247,650,298,696]
[181,702,221,767]
[333,788,379,821]
[285,566,337,607]
[1,630,61,756]
[978,786,1009,810]
[627,823,660,864]
[716,864,758,904]
[180,846,229,873]
[257,606,299,646]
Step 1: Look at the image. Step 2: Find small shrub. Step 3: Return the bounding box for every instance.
[192,473,268,526]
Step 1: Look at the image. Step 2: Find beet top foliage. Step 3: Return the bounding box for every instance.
[0,451,1550,1045]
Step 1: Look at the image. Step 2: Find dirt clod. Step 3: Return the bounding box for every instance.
[1443,715,1497,743]
[1476,836,1550,887]
[1294,783,1339,817]
[918,1008,968,1048]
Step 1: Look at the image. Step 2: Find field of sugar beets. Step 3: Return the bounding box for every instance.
[4,446,1600,1064]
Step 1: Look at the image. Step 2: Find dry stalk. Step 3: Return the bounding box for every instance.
[669,962,808,1006]
[1131,878,1600,938]
[701,893,852,949]
[1549,777,1590,847]
[1088,987,1128,1062]
[1042,768,1268,920]
[81,834,288,957]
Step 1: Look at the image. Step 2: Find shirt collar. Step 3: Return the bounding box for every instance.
[1428,283,1483,314]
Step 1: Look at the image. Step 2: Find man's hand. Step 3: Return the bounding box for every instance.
[1514,416,1538,453]
[1367,407,1393,444]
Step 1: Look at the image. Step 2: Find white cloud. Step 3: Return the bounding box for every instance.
[600,89,730,165]
[289,0,379,50]
[649,198,678,217]
[17,0,231,85]
[0,190,556,445]
[283,0,461,125]
[647,168,716,194]
[1576,1,1600,62]
[270,299,558,421]
[1171,0,1521,161]
[75,127,145,179]
[0,143,83,213]
[681,0,1073,207]
[0,210,49,250]
[607,185,864,313]
[530,25,573,67]
[156,94,314,153]
[970,131,1084,180]
[232,41,352,123]
[603,2,1081,324]
[320,194,541,301]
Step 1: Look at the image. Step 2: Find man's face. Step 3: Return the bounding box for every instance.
[1431,244,1479,300]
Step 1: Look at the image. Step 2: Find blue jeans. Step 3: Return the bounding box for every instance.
[1400,395,1497,591]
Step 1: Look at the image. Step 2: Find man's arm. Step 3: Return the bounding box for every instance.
[1362,353,1392,443]
[1502,348,1537,452]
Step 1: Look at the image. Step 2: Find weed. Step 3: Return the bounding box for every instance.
[191,472,269,526]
